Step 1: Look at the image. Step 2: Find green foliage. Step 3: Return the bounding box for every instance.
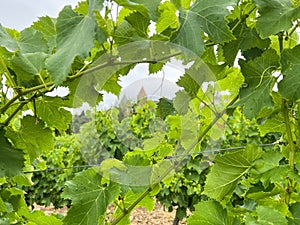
[46,4,101,85]
[157,156,209,221]
[62,168,120,225]
[0,0,300,224]
[204,145,263,200]
[24,135,86,208]
[255,0,300,38]
[0,128,24,177]
[187,200,240,225]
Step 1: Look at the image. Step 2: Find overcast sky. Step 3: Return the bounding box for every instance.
[0,0,79,30]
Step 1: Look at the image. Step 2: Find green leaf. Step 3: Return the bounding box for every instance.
[101,73,122,95]
[115,0,160,20]
[149,62,165,74]
[240,29,270,51]
[88,0,104,17]
[156,2,179,33]
[46,6,97,85]
[19,28,48,53]
[62,168,120,225]
[217,67,244,99]
[114,20,134,44]
[5,116,54,161]
[156,98,175,119]
[32,16,57,51]
[35,96,72,132]
[0,129,24,178]
[180,110,199,150]
[0,26,47,54]
[259,165,300,187]
[173,0,235,54]
[177,74,200,98]
[11,52,48,81]
[289,203,300,225]
[204,145,263,200]
[232,49,280,118]
[256,205,287,225]
[25,210,63,225]
[255,0,300,38]
[278,45,300,101]
[223,39,242,66]
[258,114,285,136]
[174,90,191,115]
[0,24,18,52]
[125,12,150,38]
[187,200,238,225]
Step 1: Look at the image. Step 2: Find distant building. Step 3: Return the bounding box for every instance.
[137,86,147,104]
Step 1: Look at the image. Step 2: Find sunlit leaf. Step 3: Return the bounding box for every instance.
[62,168,120,225]
[173,0,235,54]
[46,6,97,85]
[255,0,300,38]
[6,116,54,161]
[232,49,280,118]
[278,45,300,101]
[187,200,239,225]
[204,145,263,200]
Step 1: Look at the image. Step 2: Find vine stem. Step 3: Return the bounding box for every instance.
[282,98,296,205]
[281,99,295,172]
[110,96,238,225]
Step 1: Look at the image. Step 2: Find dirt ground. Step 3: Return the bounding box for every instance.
[34,201,187,225]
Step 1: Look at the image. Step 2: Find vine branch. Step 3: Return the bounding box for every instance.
[282,99,296,172]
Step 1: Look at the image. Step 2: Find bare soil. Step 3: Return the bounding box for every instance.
[34,202,187,225]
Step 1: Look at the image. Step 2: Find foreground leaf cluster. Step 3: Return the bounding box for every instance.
[0,0,300,224]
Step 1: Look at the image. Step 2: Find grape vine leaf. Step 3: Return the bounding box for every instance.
[32,16,57,51]
[255,0,300,38]
[87,0,104,17]
[258,115,285,136]
[156,1,179,33]
[11,52,48,81]
[0,24,18,51]
[18,28,48,53]
[187,200,239,225]
[25,210,63,225]
[0,26,48,54]
[278,45,300,101]
[172,0,235,55]
[125,12,150,38]
[0,129,24,178]
[46,6,97,85]
[5,116,54,161]
[240,29,270,51]
[217,67,244,100]
[35,96,72,132]
[256,205,287,225]
[289,203,300,225]
[114,0,160,20]
[177,74,200,98]
[174,90,191,115]
[204,145,263,200]
[114,20,134,44]
[232,49,280,118]
[62,168,120,225]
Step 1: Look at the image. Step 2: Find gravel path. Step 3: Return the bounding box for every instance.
[34,202,187,225]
